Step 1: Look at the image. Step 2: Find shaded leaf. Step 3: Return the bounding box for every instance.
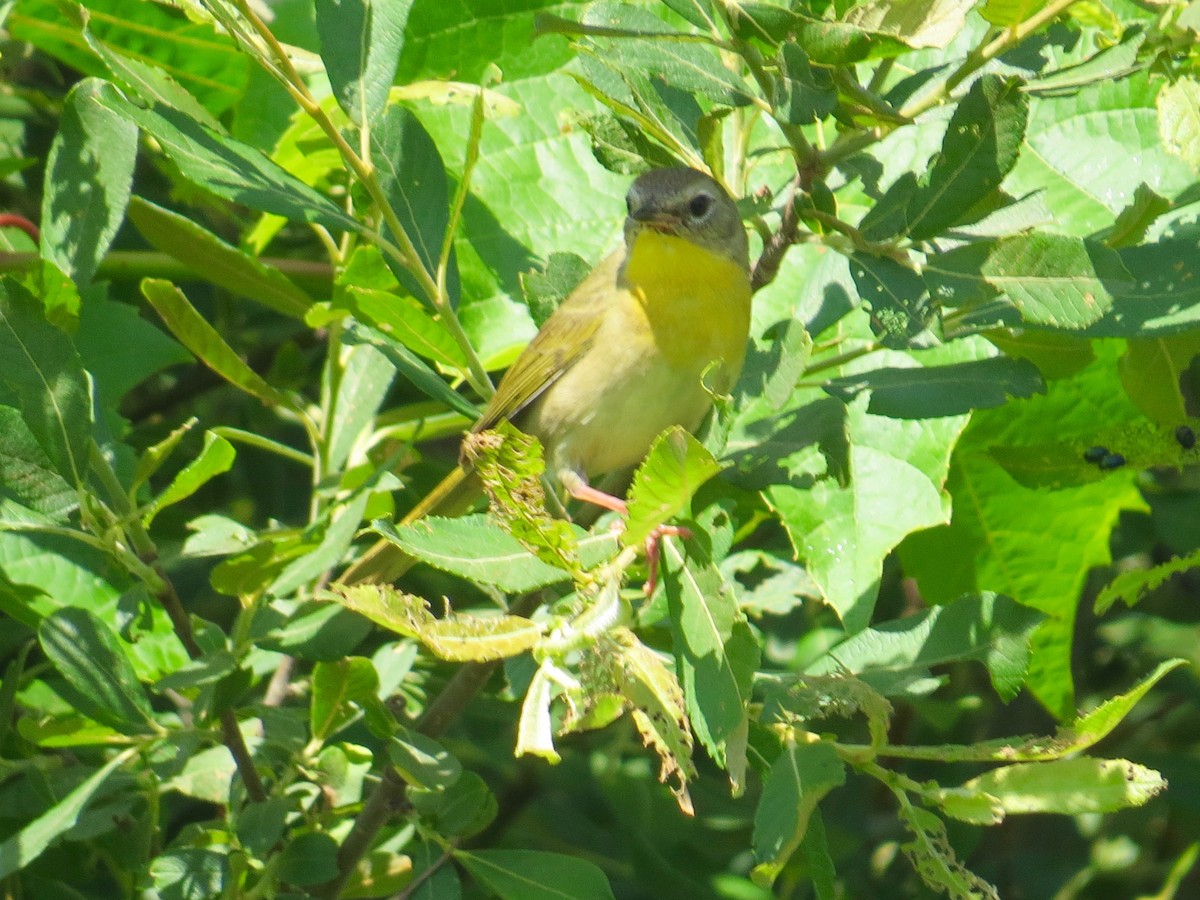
[38,608,155,733]
[456,849,615,900]
[0,280,92,486]
[40,78,137,286]
[317,0,412,125]
[823,356,1045,419]
[624,427,722,547]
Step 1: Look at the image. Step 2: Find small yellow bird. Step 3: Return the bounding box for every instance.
[340,167,751,585]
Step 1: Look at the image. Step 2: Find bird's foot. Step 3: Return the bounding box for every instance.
[642,524,693,596]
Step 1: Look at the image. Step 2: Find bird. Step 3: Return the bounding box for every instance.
[339,166,752,586]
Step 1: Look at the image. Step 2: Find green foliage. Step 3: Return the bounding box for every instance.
[4,0,1200,898]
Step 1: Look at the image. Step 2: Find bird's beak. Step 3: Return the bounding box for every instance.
[629,210,681,234]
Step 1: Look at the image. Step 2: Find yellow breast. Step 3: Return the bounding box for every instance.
[621,230,752,381]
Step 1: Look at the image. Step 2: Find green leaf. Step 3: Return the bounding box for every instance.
[751,742,846,887]
[927,234,1131,329]
[40,78,137,286]
[149,849,229,900]
[142,431,236,527]
[1117,333,1200,426]
[520,252,592,327]
[1085,241,1200,337]
[369,515,618,592]
[624,427,723,547]
[409,770,496,838]
[582,3,752,107]
[269,492,373,596]
[906,75,1028,241]
[343,321,480,421]
[1096,548,1200,614]
[1005,74,1195,236]
[1158,77,1200,169]
[332,584,545,661]
[323,339,396,473]
[37,608,155,733]
[316,0,412,126]
[662,540,756,770]
[603,627,697,812]
[898,343,1147,717]
[847,254,934,348]
[979,0,1047,26]
[1068,659,1188,750]
[336,286,466,369]
[371,105,457,304]
[0,279,93,485]
[127,198,312,319]
[1026,29,1147,96]
[311,656,380,741]
[844,0,975,49]
[92,83,359,233]
[166,745,237,803]
[10,0,247,116]
[1104,183,1171,249]
[771,43,836,126]
[950,758,1166,820]
[455,849,615,900]
[277,832,340,886]
[809,592,1043,700]
[141,279,295,409]
[467,421,582,576]
[390,726,462,789]
[766,341,979,632]
[0,746,136,879]
[792,16,907,65]
[823,356,1045,418]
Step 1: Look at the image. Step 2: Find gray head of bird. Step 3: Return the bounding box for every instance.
[623,167,749,271]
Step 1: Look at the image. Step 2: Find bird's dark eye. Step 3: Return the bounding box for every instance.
[689,193,714,219]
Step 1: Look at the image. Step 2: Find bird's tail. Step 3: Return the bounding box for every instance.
[336,465,482,586]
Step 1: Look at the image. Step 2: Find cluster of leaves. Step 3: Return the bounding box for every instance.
[2,0,1200,898]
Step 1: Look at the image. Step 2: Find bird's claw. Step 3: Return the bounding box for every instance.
[642,524,693,595]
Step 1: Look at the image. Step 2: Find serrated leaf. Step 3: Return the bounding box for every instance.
[521,252,592,327]
[142,431,235,527]
[582,3,752,107]
[823,356,1045,419]
[751,742,846,887]
[928,234,1130,329]
[662,540,756,769]
[37,608,156,734]
[605,627,696,813]
[624,427,722,547]
[898,343,1147,717]
[332,584,545,661]
[807,593,1043,700]
[1069,659,1187,747]
[847,254,934,348]
[141,279,295,409]
[369,515,617,592]
[466,421,582,576]
[40,78,137,286]
[956,758,1166,818]
[0,279,93,485]
[905,75,1029,241]
[128,198,312,319]
[317,0,412,126]
[1085,241,1200,337]
[1096,550,1200,614]
[455,849,615,900]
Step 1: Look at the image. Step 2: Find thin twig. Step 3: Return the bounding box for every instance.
[750,175,802,293]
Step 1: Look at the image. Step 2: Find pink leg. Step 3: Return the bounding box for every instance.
[563,472,691,594]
